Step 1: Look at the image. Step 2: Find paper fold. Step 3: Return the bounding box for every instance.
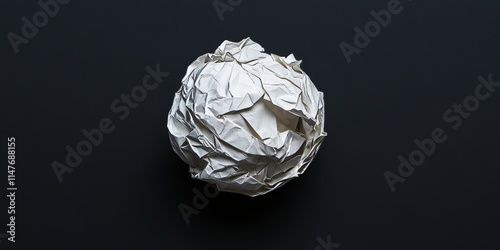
[168,38,326,196]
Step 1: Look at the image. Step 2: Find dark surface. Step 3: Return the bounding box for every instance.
[2,0,500,249]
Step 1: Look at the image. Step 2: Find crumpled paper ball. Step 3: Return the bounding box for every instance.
[167,38,326,196]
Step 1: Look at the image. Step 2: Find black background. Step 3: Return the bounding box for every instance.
[2,0,500,249]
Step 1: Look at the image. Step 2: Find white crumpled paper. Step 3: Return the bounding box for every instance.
[167,38,326,196]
